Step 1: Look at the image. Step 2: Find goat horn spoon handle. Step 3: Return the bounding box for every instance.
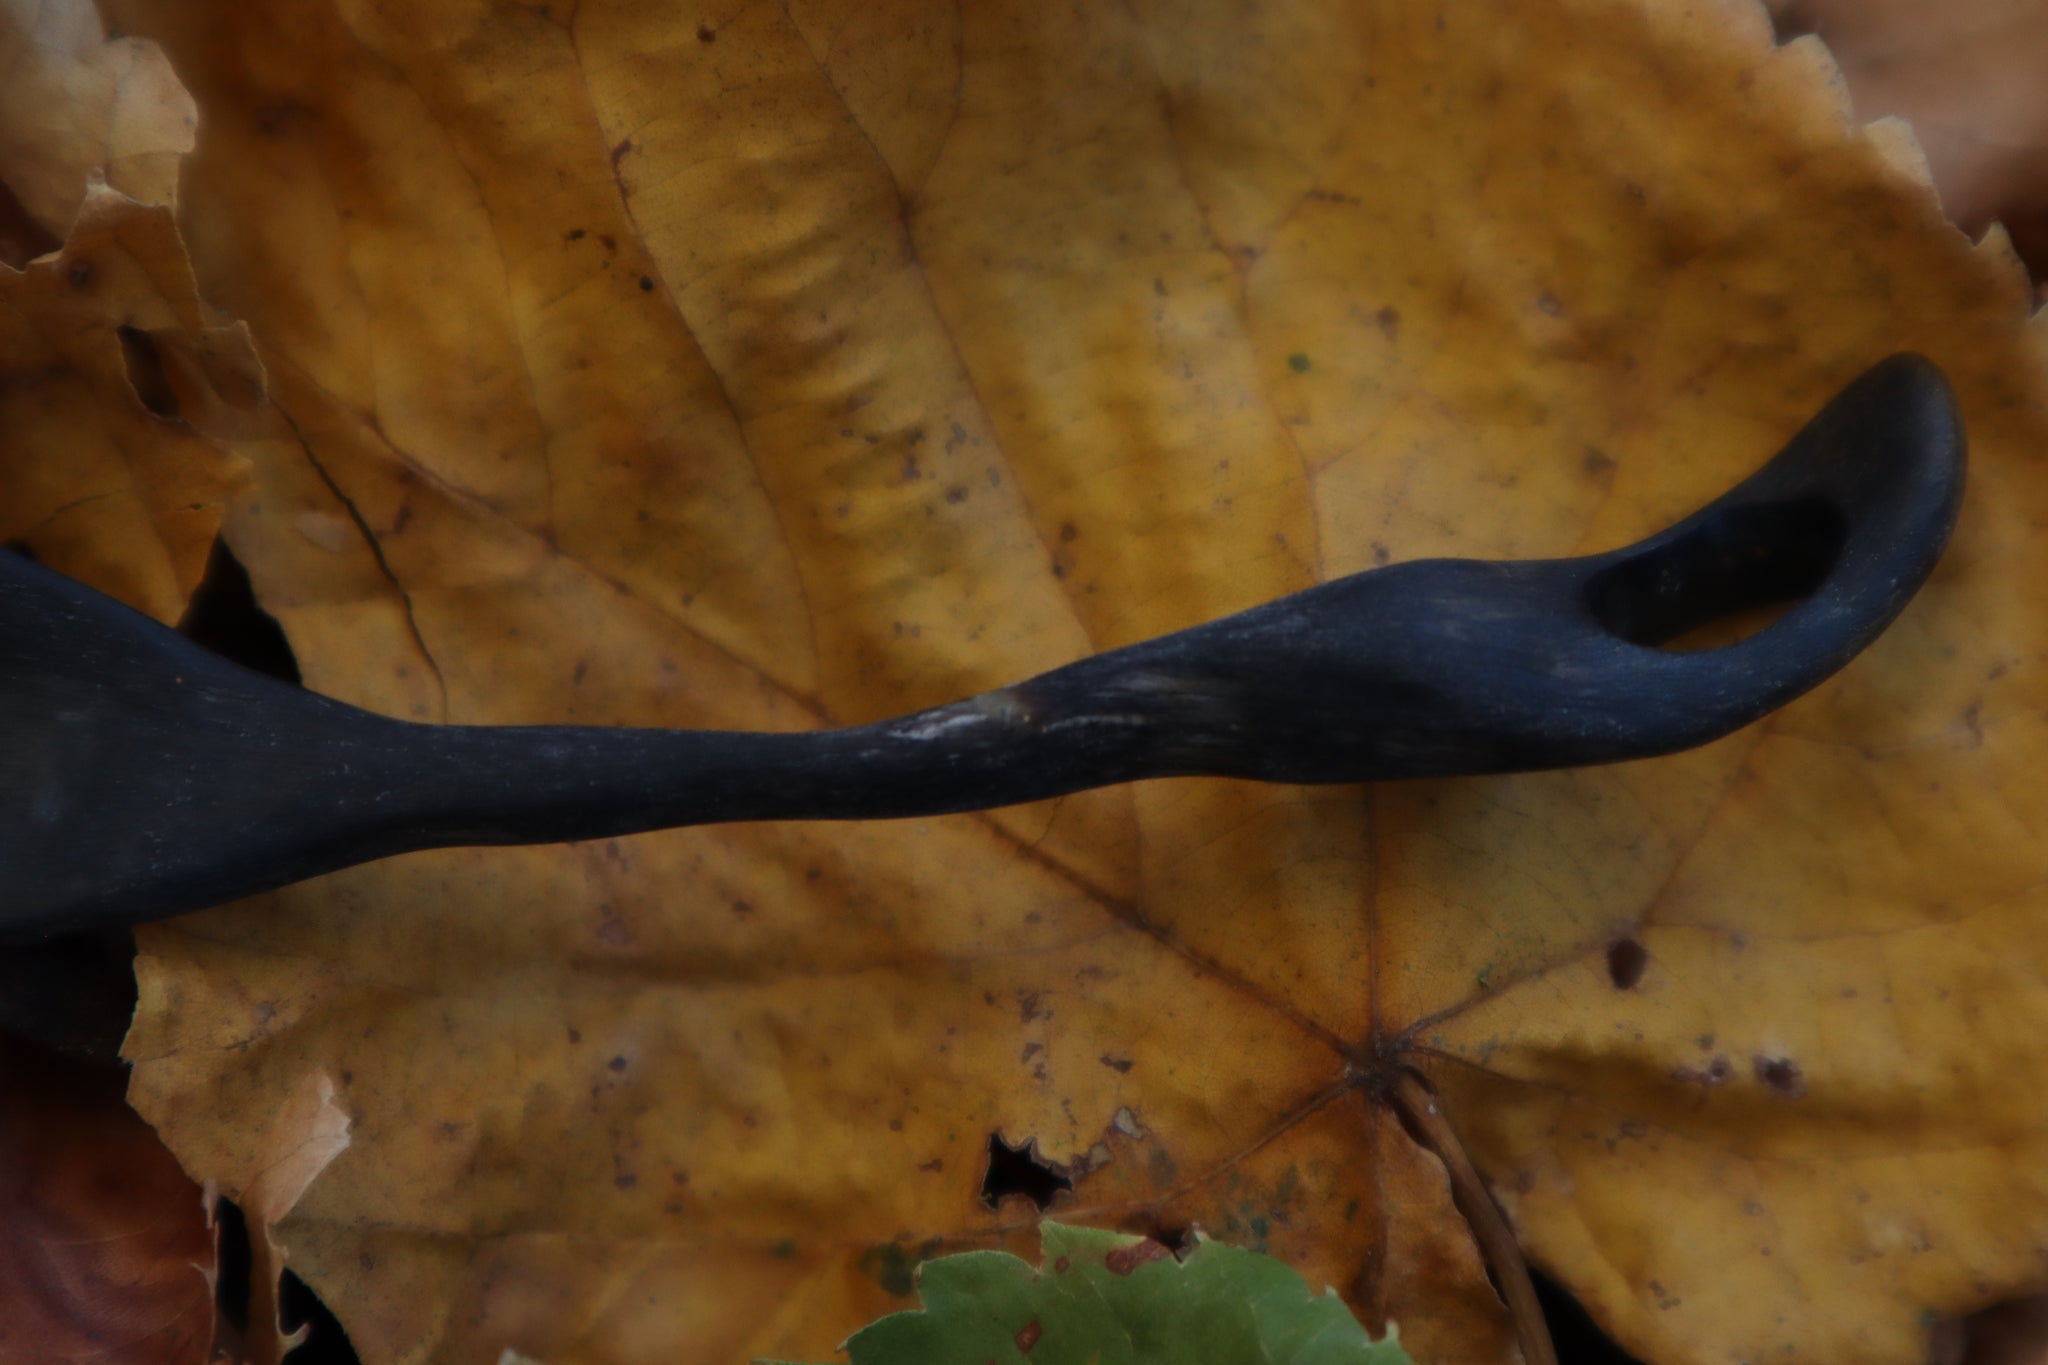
[0,354,1963,940]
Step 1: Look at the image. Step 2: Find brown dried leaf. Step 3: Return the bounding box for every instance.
[0,1040,213,1365]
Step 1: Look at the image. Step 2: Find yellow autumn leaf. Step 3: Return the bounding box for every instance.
[2,0,2042,1363]
[0,0,255,615]
[0,184,252,619]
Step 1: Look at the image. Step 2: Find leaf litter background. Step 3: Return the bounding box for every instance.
[4,0,2048,1362]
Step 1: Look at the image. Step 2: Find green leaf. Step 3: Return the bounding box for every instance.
[770,1222,1414,1365]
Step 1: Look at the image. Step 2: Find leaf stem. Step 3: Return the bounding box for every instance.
[1388,1068,1557,1365]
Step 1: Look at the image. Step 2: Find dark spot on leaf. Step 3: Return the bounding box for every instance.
[1583,447,1617,479]
[566,227,586,241]
[1053,1256,1070,1272]
[1755,1055,1807,1098]
[608,1055,628,1072]
[1099,1054,1133,1073]
[857,1240,937,1298]
[1376,305,1400,341]
[697,21,716,41]
[1015,1320,1042,1352]
[1104,1239,1172,1275]
[639,275,655,292]
[1606,937,1648,990]
[979,1133,1072,1211]
[253,101,315,136]
[67,259,94,290]
[1287,352,1311,373]
[613,1174,636,1189]
[1673,1054,1732,1087]
[1058,521,1078,543]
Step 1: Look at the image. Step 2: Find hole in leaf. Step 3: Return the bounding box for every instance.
[117,325,182,420]
[1142,1221,1193,1256]
[212,1197,253,1336]
[1606,937,1648,990]
[1531,1265,1646,1364]
[1583,497,1845,651]
[979,1132,1072,1211]
[279,1268,360,1364]
[179,537,302,685]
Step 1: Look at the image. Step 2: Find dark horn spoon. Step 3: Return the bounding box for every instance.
[0,353,1964,940]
